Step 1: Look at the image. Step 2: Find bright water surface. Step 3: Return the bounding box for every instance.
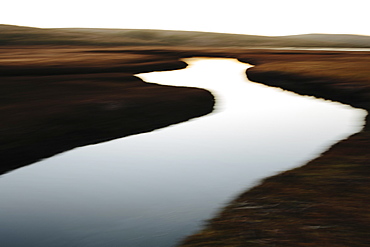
[0,58,366,247]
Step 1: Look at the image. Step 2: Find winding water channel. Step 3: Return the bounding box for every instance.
[0,58,366,247]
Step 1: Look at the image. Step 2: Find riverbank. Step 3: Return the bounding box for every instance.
[1,45,370,246]
[0,46,216,174]
[178,50,370,246]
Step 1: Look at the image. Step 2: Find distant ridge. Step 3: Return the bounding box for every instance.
[285,33,370,48]
[1,24,370,48]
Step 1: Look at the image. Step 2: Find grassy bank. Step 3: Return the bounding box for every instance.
[0,46,215,174]
[178,50,370,246]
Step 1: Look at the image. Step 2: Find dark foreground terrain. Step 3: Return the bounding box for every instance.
[0,46,217,174]
[180,50,370,247]
[1,25,370,246]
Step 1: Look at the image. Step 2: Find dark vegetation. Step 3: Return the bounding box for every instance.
[0,46,216,174]
[1,25,370,246]
[179,50,370,246]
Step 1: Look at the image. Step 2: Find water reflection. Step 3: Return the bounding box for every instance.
[0,58,366,247]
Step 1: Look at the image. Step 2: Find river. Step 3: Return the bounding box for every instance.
[0,58,366,247]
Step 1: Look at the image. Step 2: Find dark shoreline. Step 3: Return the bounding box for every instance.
[1,46,370,246]
[179,50,370,246]
[0,47,221,174]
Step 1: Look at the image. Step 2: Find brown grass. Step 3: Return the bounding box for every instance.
[0,46,214,174]
[178,49,370,246]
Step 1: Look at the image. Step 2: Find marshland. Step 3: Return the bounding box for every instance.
[1,25,370,246]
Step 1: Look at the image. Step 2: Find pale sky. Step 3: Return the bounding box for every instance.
[2,0,369,36]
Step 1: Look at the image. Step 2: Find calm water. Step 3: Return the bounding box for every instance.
[0,58,366,247]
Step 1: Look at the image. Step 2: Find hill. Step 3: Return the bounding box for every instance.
[1,24,370,48]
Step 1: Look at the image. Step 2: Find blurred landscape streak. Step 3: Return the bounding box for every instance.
[1,25,370,246]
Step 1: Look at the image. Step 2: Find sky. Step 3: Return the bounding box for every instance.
[2,0,370,36]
